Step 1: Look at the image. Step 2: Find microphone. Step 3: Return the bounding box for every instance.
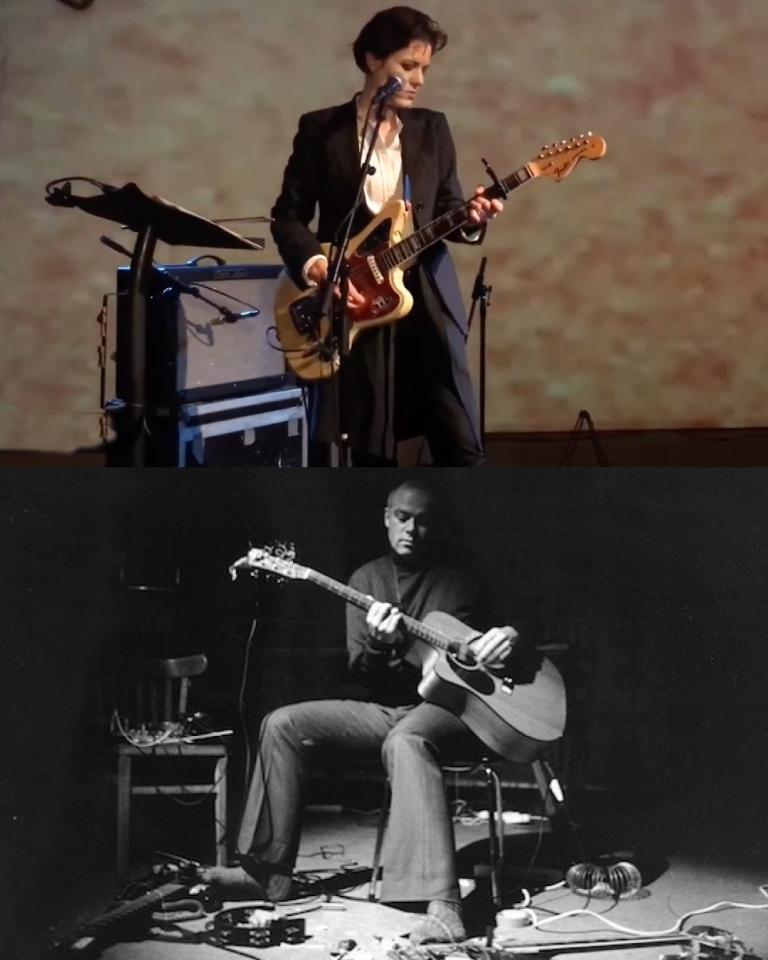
[216,307,260,324]
[371,75,404,105]
[100,235,134,259]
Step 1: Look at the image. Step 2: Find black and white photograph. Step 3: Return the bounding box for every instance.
[2,469,766,957]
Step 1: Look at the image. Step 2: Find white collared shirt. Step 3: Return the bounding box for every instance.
[357,99,404,214]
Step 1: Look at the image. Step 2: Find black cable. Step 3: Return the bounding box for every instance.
[44,175,115,197]
[235,613,259,833]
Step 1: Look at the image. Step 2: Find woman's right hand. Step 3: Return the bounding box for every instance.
[307,258,365,310]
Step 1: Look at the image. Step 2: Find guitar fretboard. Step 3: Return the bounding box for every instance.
[305,569,467,655]
[376,166,532,273]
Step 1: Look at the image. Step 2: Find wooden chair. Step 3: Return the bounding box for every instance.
[368,753,575,909]
[111,653,228,875]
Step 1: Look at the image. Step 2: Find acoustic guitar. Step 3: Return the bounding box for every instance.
[230,547,567,763]
[274,133,607,380]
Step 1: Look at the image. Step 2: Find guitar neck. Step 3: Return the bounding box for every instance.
[84,882,185,934]
[382,164,532,269]
[305,569,464,655]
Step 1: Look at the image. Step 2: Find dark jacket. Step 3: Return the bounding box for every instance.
[346,553,476,706]
[271,98,484,455]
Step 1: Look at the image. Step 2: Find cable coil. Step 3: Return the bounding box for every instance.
[566,860,643,899]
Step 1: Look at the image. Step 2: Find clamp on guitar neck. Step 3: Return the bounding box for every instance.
[481,157,510,198]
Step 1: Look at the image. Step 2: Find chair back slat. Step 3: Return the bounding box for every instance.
[179,676,190,717]
[111,654,207,731]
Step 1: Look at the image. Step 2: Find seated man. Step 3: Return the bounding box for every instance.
[204,479,522,944]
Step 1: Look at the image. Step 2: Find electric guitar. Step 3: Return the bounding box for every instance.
[49,879,219,956]
[230,547,567,763]
[274,132,607,381]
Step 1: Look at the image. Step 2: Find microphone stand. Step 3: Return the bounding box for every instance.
[467,255,492,444]
[319,95,390,468]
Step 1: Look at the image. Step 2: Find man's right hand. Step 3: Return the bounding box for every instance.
[306,258,366,310]
[365,600,403,647]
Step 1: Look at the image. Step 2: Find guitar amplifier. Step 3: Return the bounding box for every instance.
[178,387,307,467]
[115,261,289,405]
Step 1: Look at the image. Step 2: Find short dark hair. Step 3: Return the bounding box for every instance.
[353,6,447,73]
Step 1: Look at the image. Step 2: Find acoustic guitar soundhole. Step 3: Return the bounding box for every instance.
[445,655,496,695]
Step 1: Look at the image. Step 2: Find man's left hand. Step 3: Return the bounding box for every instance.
[467,185,504,226]
[469,625,517,669]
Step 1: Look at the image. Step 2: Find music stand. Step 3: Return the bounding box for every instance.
[45,180,264,466]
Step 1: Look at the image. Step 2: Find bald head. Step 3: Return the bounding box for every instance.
[384,481,435,561]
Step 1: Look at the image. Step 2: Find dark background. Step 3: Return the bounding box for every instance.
[2,469,767,935]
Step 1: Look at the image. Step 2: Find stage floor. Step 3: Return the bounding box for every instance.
[24,790,768,960]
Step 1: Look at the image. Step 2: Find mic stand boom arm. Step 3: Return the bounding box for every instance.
[100,238,257,323]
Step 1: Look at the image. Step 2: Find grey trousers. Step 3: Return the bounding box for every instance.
[236,699,479,902]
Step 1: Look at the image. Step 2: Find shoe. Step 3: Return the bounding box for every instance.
[409,899,466,945]
[199,864,293,902]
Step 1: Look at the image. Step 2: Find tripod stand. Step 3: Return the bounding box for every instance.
[560,409,609,466]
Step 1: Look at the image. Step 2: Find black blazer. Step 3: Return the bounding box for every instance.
[271,98,484,451]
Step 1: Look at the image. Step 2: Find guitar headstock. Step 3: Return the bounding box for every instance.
[528,132,607,181]
[229,542,308,582]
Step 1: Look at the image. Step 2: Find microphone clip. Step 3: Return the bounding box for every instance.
[372,75,404,105]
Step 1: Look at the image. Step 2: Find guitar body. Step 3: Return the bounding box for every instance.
[273,199,414,381]
[415,611,567,763]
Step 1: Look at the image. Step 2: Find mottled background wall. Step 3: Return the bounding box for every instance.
[1,0,767,451]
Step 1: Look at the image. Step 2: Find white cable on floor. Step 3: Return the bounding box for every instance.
[523,882,768,938]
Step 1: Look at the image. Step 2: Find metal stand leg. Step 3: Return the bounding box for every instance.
[483,758,504,910]
[214,755,228,867]
[368,781,391,901]
[117,753,131,876]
